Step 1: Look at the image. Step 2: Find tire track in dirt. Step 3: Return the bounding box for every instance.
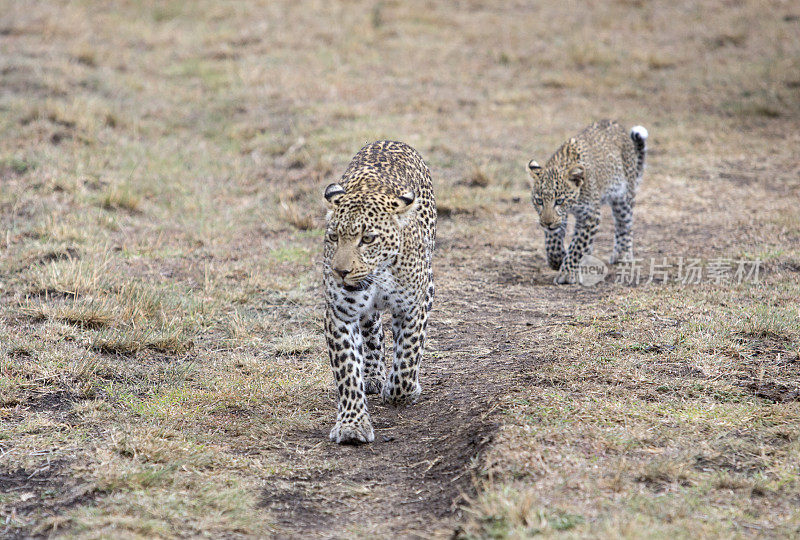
[260,258,590,538]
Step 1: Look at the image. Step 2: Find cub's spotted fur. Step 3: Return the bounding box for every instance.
[323,140,436,444]
[527,120,648,284]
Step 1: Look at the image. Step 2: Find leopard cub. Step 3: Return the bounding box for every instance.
[527,120,648,284]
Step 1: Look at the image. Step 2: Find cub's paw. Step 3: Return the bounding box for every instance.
[329,415,374,444]
[364,376,385,395]
[554,270,578,285]
[609,250,633,265]
[381,381,422,407]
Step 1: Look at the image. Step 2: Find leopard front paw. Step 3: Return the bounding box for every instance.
[364,376,385,395]
[554,269,578,285]
[329,415,374,444]
[381,380,422,407]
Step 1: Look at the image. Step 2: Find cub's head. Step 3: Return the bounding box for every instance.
[323,182,417,286]
[527,138,584,230]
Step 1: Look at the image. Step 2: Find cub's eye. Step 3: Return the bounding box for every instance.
[555,197,565,206]
[327,232,339,242]
[360,233,377,246]
[533,196,543,205]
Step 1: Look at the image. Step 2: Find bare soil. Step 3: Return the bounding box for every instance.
[0,461,97,540]
[261,284,515,537]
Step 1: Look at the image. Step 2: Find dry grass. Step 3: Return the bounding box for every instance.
[1,0,799,537]
[455,280,800,538]
[462,165,493,188]
[21,296,117,329]
[278,199,317,231]
[100,184,142,213]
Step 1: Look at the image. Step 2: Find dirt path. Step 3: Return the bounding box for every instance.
[261,286,508,537]
[260,238,595,538]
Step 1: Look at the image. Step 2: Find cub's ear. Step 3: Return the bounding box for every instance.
[527,160,541,186]
[392,190,417,214]
[324,183,345,205]
[568,166,584,188]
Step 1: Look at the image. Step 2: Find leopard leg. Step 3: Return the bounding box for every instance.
[610,198,634,264]
[543,220,568,270]
[360,311,385,395]
[382,279,433,407]
[325,306,374,444]
[556,207,600,284]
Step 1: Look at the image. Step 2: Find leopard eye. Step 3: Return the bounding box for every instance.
[555,197,565,206]
[533,197,543,205]
[327,231,339,242]
[360,233,377,246]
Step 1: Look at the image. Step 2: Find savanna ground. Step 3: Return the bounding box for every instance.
[1,0,799,538]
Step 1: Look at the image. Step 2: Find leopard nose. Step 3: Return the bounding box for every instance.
[334,268,350,278]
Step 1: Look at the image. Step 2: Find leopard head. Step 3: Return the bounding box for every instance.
[527,138,584,230]
[323,182,417,286]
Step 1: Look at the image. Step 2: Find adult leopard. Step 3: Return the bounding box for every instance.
[322,140,436,444]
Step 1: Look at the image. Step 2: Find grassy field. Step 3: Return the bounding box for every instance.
[1,0,799,538]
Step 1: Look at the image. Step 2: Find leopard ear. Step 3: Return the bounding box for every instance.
[324,183,345,206]
[568,166,584,188]
[527,160,541,187]
[393,190,417,214]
